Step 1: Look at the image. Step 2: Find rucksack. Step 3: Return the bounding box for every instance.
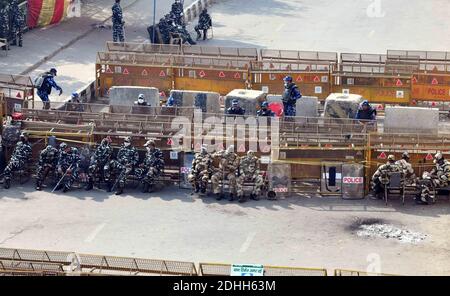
[33,74,47,89]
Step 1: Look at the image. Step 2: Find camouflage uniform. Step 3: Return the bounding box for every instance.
[3,140,32,188]
[85,139,113,190]
[106,138,139,195]
[371,156,401,197]
[282,77,302,117]
[112,1,125,42]
[56,145,81,192]
[188,147,212,194]
[395,153,416,185]
[170,0,184,26]
[0,3,9,44]
[237,151,264,202]
[418,153,450,204]
[195,9,212,40]
[211,146,239,201]
[135,141,165,193]
[9,0,24,47]
[35,145,59,190]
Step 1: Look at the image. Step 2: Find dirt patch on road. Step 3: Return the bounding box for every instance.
[348,217,427,244]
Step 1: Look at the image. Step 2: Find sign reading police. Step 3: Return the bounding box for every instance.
[230,264,264,276]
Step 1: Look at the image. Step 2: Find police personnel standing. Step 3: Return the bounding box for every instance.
[9,0,24,47]
[112,0,125,43]
[282,76,302,117]
[195,8,212,41]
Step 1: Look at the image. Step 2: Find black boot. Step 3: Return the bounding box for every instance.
[142,183,149,193]
[4,178,11,189]
[229,194,235,202]
[194,184,200,193]
[250,193,260,201]
[85,180,94,191]
[200,186,206,194]
[36,181,42,191]
[115,186,124,195]
[238,195,247,203]
[216,193,223,201]
[106,181,112,192]
[62,185,70,193]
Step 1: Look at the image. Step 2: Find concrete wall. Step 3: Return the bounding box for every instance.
[267,95,319,118]
[169,89,220,113]
[109,86,159,107]
[384,106,439,134]
[225,89,267,115]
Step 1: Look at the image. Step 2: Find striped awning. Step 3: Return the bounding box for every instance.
[27,0,71,29]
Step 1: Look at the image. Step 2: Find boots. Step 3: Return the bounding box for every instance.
[229,193,235,202]
[85,179,94,191]
[115,185,124,195]
[142,183,149,193]
[216,193,223,201]
[36,180,42,191]
[200,185,206,194]
[238,195,247,203]
[4,178,11,189]
[250,193,260,201]
[194,184,200,193]
[62,184,70,193]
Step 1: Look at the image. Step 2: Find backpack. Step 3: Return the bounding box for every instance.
[33,74,47,89]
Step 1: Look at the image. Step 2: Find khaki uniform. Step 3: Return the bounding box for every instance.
[188,151,212,192]
[371,161,401,194]
[211,150,239,194]
[237,154,264,198]
[395,159,416,184]
[420,160,450,202]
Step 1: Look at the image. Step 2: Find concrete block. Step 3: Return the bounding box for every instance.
[169,90,221,113]
[384,106,439,134]
[109,86,159,107]
[324,93,364,119]
[267,95,318,121]
[225,89,267,115]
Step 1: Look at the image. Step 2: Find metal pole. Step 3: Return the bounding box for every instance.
[152,0,156,43]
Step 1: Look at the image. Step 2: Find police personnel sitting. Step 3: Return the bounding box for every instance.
[134,94,150,106]
[226,99,245,116]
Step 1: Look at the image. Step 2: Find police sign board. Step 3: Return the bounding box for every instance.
[230,264,264,276]
[342,177,363,184]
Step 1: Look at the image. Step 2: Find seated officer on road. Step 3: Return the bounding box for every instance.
[371,155,400,199]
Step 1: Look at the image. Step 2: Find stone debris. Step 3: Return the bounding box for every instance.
[356,224,426,244]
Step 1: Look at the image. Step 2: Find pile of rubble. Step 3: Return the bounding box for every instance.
[356,223,427,244]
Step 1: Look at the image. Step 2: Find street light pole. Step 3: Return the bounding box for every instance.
[152,0,156,43]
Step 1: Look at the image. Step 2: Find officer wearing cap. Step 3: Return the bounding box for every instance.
[226,99,246,116]
[418,152,450,205]
[355,100,377,124]
[36,68,63,110]
[134,94,150,106]
[282,75,302,117]
[135,140,165,193]
[257,101,275,117]
[371,154,400,199]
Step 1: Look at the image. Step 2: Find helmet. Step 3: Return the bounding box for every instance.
[261,101,269,108]
[362,100,370,107]
[201,144,208,153]
[20,132,28,140]
[226,145,234,154]
[283,76,293,83]
[71,92,79,99]
[144,140,155,147]
[232,99,239,106]
[124,137,131,143]
[46,144,53,150]
[387,155,395,162]
[138,94,145,100]
[247,150,255,157]
[49,68,57,76]
[435,152,443,161]
[402,152,410,160]
[59,142,68,149]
